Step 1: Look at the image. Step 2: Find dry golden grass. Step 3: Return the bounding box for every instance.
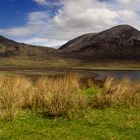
[34,73,86,117]
[91,76,140,108]
[0,73,139,120]
[0,76,33,120]
[0,73,86,120]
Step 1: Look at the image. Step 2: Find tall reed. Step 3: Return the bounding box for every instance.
[0,73,86,119]
[0,76,33,120]
[91,76,140,108]
[34,73,86,117]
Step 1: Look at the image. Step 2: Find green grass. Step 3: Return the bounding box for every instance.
[0,57,140,70]
[0,87,139,140]
[0,108,139,140]
[81,87,103,98]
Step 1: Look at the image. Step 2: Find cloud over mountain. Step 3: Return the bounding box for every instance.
[0,0,140,47]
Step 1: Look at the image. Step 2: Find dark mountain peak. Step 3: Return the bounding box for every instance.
[59,33,97,50]
[97,24,139,38]
[111,24,138,30]
[59,25,140,59]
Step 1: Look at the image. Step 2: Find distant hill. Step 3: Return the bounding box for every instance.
[0,36,58,58]
[59,25,140,59]
[1,24,140,62]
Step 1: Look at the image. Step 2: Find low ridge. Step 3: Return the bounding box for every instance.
[0,36,58,58]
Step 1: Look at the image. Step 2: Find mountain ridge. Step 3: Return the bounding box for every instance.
[0,24,140,60]
[59,24,140,59]
[0,35,59,58]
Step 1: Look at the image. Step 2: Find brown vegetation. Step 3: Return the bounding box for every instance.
[0,73,85,120]
[91,76,140,108]
[0,73,139,120]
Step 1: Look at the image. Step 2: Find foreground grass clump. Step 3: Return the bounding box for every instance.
[34,73,86,117]
[0,74,140,120]
[91,76,140,108]
[0,73,86,120]
[0,76,33,120]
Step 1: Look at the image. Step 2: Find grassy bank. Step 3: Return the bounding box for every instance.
[0,57,140,70]
[0,74,139,139]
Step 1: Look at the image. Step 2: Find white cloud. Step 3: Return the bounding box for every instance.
[54,0,116,29]
[117,0,140,4]
[22,37,67,48]
[27,11,50,25]
[33,0,47,5]
[33,0,61,6]
[0,0,140,47]
[118,10,137,21]
[114,0,140,11]
[118,0,131,4]
[0,11,49,37]
[54,8,118,29]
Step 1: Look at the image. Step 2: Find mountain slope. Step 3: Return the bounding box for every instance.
[0,36,58,58]
[1,24,140,61]
[60,25,140,59]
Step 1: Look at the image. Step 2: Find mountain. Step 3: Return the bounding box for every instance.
[59,25,140,59]
[1,24,140,61]
[0,36,58,58]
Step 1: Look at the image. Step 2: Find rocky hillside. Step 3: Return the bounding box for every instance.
[1,25,140,61]
[0,36,58,58]
[60,25,140,59]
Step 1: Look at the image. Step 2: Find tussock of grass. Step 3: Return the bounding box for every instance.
[0,73,139,120]
[0,76,33,120]
[34,73,86,117]
[0,73,86,120]
[91,76,140,108]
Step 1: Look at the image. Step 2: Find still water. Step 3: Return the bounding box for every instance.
[94,70,140,80]
[0,67,140,81]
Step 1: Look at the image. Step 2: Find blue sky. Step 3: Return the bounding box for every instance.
[0,0,140,47]
[0,0,60,28]
[0,0,45,28]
